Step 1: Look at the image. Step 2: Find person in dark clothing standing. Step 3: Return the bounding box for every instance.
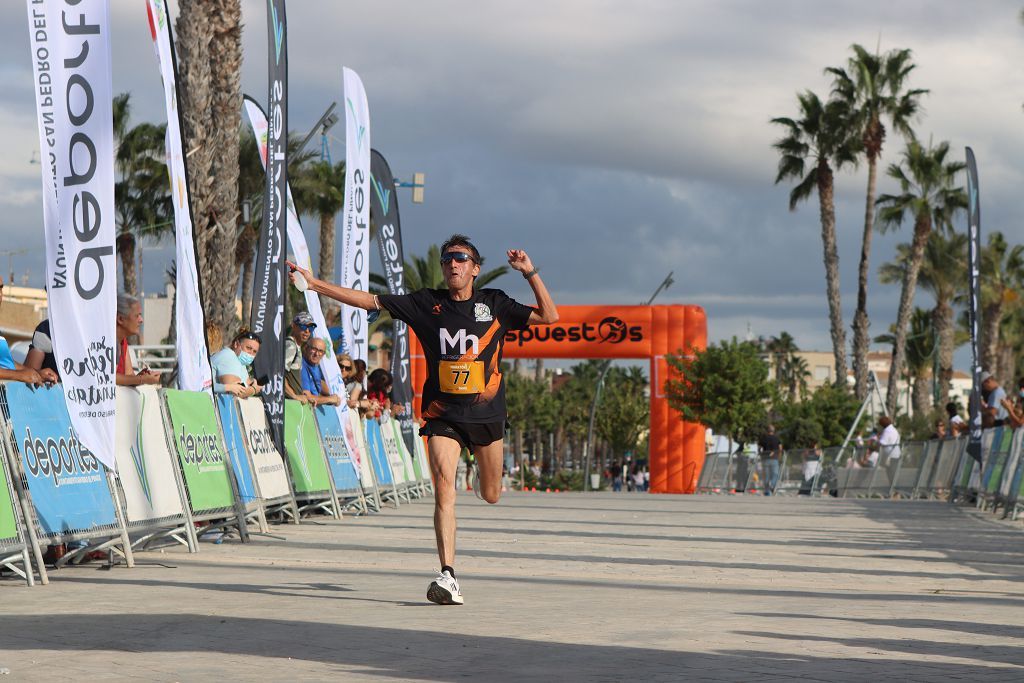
[758,425,783,495]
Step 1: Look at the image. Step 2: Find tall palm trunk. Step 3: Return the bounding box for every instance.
[176,0,242,332]
[318,212,337,316]
[981,301,1003,377]
[932,300,955,403]
[535,359,545,382]
[911,374,931,416]
[815,160,847,385]
[852,148,880,400]
[886,214,931,415]
[240,251,255,326]
[117,232,137,295]
[996,341,1016,391]
[208,1,242,329]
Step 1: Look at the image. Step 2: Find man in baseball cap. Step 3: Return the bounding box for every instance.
[285,312,318,402]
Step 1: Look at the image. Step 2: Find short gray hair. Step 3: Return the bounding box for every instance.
[117,292,139,318]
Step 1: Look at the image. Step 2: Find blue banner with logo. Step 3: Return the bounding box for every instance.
[216,395,257,503]
[364,418,394,486]
[5,384,116,534]
[314,405,361,492]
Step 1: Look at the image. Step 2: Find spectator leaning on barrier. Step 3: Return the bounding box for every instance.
[115,293,160,387]
[24,318,59,377]
[285,312,316,403]
[946,401,965,437]
[339,353,370,412]
[211,330,263,398]
[0,278,57,387]
[877,415,901,484]
[366,368,405,418]
[300,337,341,407]
[980,371,1007,428]
[758,424,783,495]
[1000,377,1024,430]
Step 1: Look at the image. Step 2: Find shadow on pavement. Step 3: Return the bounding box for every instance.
[0,613,1020,681]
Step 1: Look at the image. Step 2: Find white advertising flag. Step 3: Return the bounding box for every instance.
[27,0,117,469]
[340,67,370,365]
[146,0,212,392]
[243,97,362,473]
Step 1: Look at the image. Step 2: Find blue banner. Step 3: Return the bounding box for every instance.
[5,384,117,534]
[216,395,257,503]
[313,406,361,492]
[364,418,393,486]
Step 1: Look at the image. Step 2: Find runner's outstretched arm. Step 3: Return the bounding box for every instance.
[286,261,379,311]
[506,249,558,325]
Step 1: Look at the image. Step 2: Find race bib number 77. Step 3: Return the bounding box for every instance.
[439,360,485,394]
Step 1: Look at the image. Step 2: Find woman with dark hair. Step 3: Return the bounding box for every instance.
[210,329,263,398]
[366,368,393,419]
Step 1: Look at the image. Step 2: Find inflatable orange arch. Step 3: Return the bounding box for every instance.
[408,304,707,494]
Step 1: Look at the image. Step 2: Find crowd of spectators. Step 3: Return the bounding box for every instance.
[205,312,403,421]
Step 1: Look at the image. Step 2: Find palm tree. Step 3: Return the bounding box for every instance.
[827,45,927,401]
[764,332,809,401]
[235,129,319,324]
[176,0,242,332]
[874,308,935,416]
[772,91,860,385]
[876,139,967,415]
[880,230,967,404]
[293,160,345,318]
[977,231,1024,385]
[112,94,173,296]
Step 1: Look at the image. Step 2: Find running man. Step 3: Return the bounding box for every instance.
[287,234,558,605]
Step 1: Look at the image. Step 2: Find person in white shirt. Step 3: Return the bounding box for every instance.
[877,415,901,485]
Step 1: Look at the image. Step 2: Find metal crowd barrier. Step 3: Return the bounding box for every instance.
[691,432,1024,508]
[0,377,436,587]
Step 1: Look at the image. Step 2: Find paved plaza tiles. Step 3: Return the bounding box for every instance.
[1,492,1023,681]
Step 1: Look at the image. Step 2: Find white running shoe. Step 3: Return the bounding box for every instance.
[470,465,483,500]
[427,570,464,605]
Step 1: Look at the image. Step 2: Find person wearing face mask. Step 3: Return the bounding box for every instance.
[210,330,264,398]
[1000,378,1024,429]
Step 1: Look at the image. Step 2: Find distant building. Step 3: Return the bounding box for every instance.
[0,285,48,342]
[763,345,970,417]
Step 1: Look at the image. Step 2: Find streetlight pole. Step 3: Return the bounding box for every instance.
[582,271,674,491]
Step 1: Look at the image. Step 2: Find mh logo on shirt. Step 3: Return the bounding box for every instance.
[440,328,479,355]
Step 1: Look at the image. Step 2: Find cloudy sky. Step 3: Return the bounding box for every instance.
[1,1,1022,365]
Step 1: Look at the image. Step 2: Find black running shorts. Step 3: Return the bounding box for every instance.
[419,419,505,449]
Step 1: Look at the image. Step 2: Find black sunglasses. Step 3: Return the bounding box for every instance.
[237,331,260,342]
[340,363,353,370]
[440,251,475,265]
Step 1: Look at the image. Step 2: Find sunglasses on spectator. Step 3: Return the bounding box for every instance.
[237,331,259,342]
[440,251,475,265]
[298,324,316,331]
[340,363,353,370]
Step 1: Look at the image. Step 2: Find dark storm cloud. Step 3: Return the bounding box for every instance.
[1,0,1021,358]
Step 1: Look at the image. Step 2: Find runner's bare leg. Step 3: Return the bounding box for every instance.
[428,435,462,567]
[473,438,505,504]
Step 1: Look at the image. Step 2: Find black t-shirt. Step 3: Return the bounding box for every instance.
[758,434,781,458]
[380,288,533,424]
[29,319,60,375]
